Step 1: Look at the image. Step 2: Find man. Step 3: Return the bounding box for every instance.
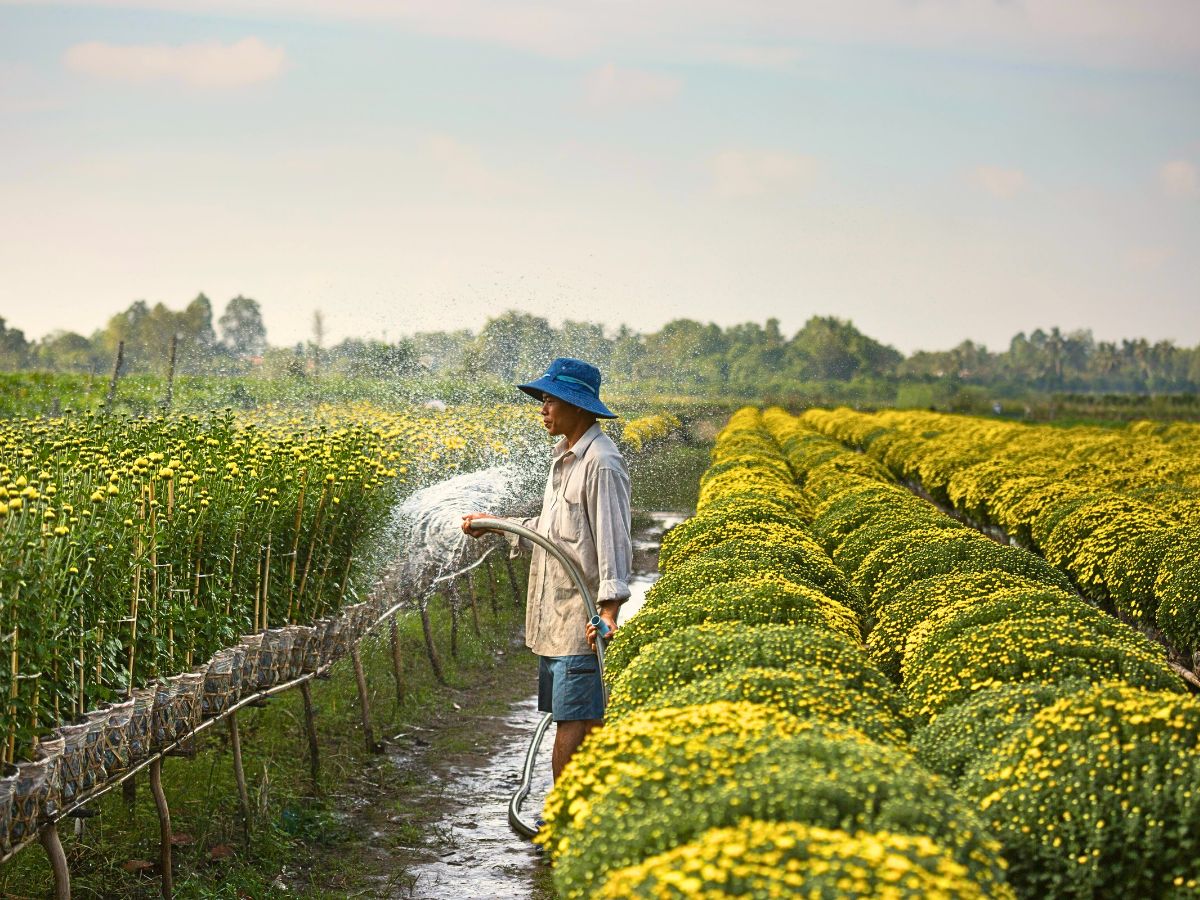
[463,357,632,780]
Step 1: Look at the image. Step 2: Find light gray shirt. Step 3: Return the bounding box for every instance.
[511,423,632,657]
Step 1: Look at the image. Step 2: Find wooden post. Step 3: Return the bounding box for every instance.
[483,557,499,616]
[350,645,378,753]
[228,713,252,842]
[122,774,136,809]
[104,340,125,415]
[149,758,173,899]
[388,616,405,706]
[464,574,482,637]
[39,822,71,900]
[448,586,460,661]
[419,602,447,685]
[162,334,178,413]
[504,555,523,607]
[299,680,320,794]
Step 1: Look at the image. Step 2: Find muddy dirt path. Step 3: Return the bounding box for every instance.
[300,511,681,899]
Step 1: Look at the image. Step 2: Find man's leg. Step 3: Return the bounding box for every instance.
[552,719,602,781]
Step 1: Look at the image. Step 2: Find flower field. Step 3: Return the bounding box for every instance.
[0,403,542,786]
[800,409,1200,652]
[539,406,1200,898]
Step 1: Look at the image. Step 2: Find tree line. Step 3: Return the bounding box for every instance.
[2,298,1199,397]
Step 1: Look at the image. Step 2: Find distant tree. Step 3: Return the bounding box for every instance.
[219,296,267,360]
[35,331,97,372]
[789,316,901,380]
[0,318,31,370]
[172,293,219,373]
[639,319,727,387]
[473,311,555,382]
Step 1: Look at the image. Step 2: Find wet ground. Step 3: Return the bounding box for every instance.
[302,510,683,899]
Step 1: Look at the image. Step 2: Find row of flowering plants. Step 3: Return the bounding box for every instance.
[536,407,1014,899]
[799,408,1200,654]
[764,408,1200,897]
[0,401,540,855]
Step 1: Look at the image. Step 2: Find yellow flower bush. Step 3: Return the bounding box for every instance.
[901,595,1182,722]
[798,406,1200,650]
[867,571,1066,680]
[602,577,862,683]
[597,819,1014,899]
[611,664,909,747]
[541,703,1008,899]
[913,680,1085,780]
[620,411,682,452]
[963,685,1200,897]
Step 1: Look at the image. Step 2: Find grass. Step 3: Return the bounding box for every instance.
[0,561,536,898]
[628,441,708,513]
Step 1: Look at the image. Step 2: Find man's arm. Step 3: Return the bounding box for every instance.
[587,463,632,611]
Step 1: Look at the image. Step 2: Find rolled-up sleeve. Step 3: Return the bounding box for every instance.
[504,514,540,558]
[587,464,632,603]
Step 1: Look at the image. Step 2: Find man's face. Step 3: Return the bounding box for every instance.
[540,393,588,437]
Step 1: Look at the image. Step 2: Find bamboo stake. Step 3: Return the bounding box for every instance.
[448,586,460,661]
[483,556,499,616]
[229,713,252,842]
[161,334,177,413]
[286,473,307,623]
[295,483,330,602]
[261,539,272,632]
[39,823,71,900]
[419,602,446,686]
[504,555,523,607]
[149,758,173,899]
[465,574,482,637]
[299,681,320,795]
[8,625,19,764]
[103,340,124,415]
[388,616,405,706]
[350,645,378,753]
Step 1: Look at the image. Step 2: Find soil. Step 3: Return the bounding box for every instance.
[293,511,682,899]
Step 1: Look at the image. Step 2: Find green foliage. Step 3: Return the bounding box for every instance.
[913,681,1083,780]
[603,577,861,683]
[1154,538,1200,651]
[1104,526,1180,623]
[961,685,1200,898]
[867,571,1063,680]
[607,623,899,724]
[854,529,1072,612]
[901,595,1183,722]
[611,665,909,746]
[598,820,1010,899]
[542,703,1009,900]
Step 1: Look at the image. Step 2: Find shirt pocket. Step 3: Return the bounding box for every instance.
[554,484,587,544]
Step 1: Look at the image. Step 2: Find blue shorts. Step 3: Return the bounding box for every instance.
[538,654,605,722]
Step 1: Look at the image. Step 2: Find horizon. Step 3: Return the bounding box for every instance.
[2,1,1198,356]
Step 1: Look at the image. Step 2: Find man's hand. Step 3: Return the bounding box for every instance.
[461,512,501,537]
[587,608,619,652]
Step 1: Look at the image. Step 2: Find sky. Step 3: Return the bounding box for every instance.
[1,1,1198,355]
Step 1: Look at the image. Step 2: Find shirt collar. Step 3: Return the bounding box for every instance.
[553,422,602,461]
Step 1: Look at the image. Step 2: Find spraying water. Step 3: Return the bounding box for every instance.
[390,462,544,594]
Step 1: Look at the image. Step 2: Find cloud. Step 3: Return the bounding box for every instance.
[585,64,682,109]
[63,37,286,88]
[710,149,817,199]
[972,165,1027,198]
[18,0,1200,71]
[1159,159,1198,198]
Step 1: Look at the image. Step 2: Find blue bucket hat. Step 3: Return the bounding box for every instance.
[518,357,617,419]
